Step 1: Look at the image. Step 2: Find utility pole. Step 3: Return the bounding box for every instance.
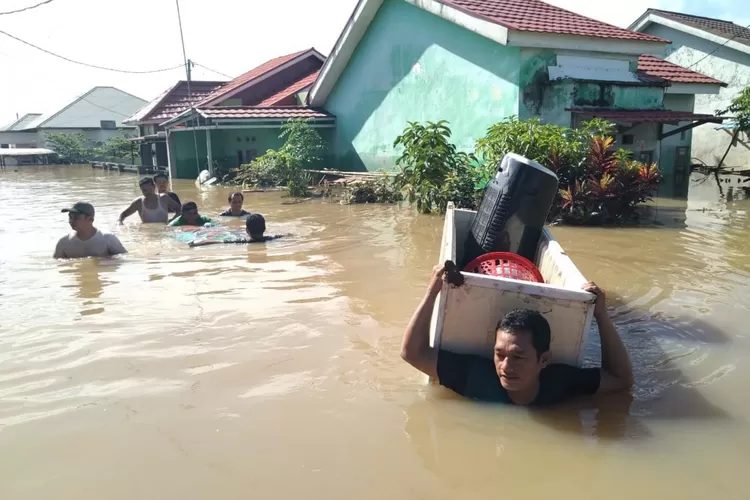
[186,58,192,83]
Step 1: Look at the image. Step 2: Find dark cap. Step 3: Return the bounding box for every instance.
[182,201,198,212]
[61,202,95,217]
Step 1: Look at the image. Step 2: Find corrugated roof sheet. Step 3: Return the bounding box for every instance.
[567,107,724,123]
[0,113,43,131]
[637,54,726,86]
[198,106,333,120]
[650,9,750,47]
[200,49,319,106]
[440,0,666,42]
[257,70,320,106]
[21,87,146,130]
[138,81,227,123]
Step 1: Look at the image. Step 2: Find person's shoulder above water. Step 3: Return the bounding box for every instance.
[219,209,250,216]
[534,364,600,406]
[224,234,285,244]
[437,349,512,403]
[168,215,185,226]
[167,191,181,205]
[436,349,600,405]
[101,230,128,255]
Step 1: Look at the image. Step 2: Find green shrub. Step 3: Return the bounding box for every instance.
[233,119,327,197]
[552,137,661,224]
[392,120,478,214]
[341,172,403,205]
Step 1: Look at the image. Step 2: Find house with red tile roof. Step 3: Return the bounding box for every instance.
[307,0,725,195]
[630,9,750,170]
[129,49,330,179]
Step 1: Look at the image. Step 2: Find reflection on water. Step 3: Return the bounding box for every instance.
[1,166,749,500]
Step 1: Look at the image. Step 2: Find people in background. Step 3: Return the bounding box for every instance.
[153,172,181,211]
[219,192,250,217]
[169,201,216,227]
[54,202,127,259]
[118,177,182,224]
[189,213,284,247]
[400,265,633,407]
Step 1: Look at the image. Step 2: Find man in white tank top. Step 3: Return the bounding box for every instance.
[54,202,127,259]
[118,177,182,224]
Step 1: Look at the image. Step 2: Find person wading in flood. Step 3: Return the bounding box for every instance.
[219,192,250,217]
[54,202,127,259]
[153,172,181,212]
[189,213,284,247]
[118,177,182,224]
[400,264,634,406]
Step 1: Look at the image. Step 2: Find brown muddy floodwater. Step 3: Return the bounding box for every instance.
[1,166,749,499]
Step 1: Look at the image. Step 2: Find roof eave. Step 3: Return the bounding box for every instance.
[309,0,510,107]
[201,49,326,108]
[507,31,667,55]
[630,13,750,56]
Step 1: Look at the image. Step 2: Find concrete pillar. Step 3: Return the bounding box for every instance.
[206,129,213,176]
[166,130,176,179]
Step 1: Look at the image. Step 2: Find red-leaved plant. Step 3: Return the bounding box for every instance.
[549,136,662,225]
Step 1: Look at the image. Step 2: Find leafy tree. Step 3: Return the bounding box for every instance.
[96,135,134,160]
[717,86,750,132]
[392,120,477,214]
[44,132,94,163]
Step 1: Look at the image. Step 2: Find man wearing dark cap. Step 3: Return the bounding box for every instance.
[54,202,127,259]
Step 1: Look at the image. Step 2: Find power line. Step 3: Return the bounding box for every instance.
[193,62,233,80]
[686,23,750,70]
[174,0,202,177]
[0,29,184,74]
[0,0,54,16]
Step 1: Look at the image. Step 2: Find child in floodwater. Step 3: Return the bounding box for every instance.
[189,213,285,247]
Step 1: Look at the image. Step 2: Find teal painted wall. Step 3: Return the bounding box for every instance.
[324,0,520,172]
[519,49,665,127]
[213,128,286,168]
[172,130,208,179]
[660,93,696,198]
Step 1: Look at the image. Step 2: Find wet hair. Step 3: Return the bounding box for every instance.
[497,309,551,358]
[245,213,266,234]
[153,172,169,181]
[139,176,155,187]
[228,191,244,202]
[182,201,198,212]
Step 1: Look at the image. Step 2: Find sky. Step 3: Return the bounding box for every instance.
[0,0,746,125]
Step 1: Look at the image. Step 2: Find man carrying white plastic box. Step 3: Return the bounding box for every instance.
[400,264,634,406]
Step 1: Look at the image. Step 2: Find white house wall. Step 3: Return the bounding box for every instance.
[643,23,750,168]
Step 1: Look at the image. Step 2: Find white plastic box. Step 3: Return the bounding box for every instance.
[428,204,596,382]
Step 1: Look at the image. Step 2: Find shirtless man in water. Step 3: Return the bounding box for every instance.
[118,177,181,224]
[401,265,633,406]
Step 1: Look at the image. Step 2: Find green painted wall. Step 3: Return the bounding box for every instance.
[324,0,520,172]
[660,93,696,198]
[172,130,208,179]
[519,49,666,127]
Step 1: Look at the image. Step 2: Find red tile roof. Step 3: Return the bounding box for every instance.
[439,0,666,42]
[638,54,726,86]
[257,70,320,106]
[200,49,318,106]
[650,10,750,47]
[144,81,226,122]
[567,108,724,123]
[198,106,333,120]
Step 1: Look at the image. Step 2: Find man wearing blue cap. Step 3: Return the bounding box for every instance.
[54,202,127,259]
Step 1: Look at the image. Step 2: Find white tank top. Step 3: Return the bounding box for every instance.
[140,194,169,223]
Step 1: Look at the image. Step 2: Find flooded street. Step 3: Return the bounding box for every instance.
[1,166,749,499]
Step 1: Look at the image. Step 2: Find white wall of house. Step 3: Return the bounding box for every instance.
[642,23,750,168]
